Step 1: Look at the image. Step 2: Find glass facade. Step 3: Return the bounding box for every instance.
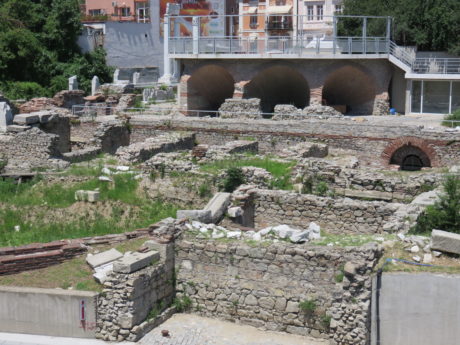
[452,82,460,113]
[411,80,460,114]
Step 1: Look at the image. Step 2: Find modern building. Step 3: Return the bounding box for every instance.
[83,0,151,23]
[165,13,460,115]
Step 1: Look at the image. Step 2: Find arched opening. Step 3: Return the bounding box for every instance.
[390,144,431,171]
[322,65,377,115]
[187,65,235,116]
[243,66,310,113]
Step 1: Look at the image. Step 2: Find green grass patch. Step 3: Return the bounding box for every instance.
[313,233,396,247]
[200,156,295,190]
[0,200,177,247]
[200,156,295,178]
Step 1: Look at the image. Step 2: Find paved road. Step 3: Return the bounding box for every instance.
[0,314,327,345]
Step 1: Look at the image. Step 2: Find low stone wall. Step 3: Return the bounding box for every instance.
[62,146,102,163]
[93,120,130,154]
[243,188,401,234]
[294,158,442,200]
[176,237,382,345]
[0,286,98,338]
[0,127,65,170]
[96,241,175,341]
[128,116,460,167]
[116,132,195,163]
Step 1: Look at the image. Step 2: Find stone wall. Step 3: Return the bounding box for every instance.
[96,240,175,342]
[294,158,442,200]
[176,237,383,345]
[116,132,195,163]
[0,127,64,170]
[243,188,401,234]
[129,116,460,167]
[92,120,130,154]
[218,98,262,119]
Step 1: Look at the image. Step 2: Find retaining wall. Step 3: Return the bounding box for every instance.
[176,237,383,345]
[372,273,460,345]
[0,286,98,338]
[249,189,401,234]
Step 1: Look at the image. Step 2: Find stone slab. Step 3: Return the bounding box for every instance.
[13,113,40,125]
[86,248,123,268]
[6,125,30,133]
[0,102,13,131]
[113,250,160,274]
[204,192,231,223]
[431,229,460,255]
[177,209,212,223]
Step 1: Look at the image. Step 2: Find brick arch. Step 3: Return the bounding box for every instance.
[381,137,441,168]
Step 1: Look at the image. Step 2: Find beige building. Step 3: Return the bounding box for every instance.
[298,0,343,37]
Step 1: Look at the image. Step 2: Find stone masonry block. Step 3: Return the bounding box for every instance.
[13,114,40,125]
[86,248,123,268]
[431,229,460,255]
[113,250,160,274]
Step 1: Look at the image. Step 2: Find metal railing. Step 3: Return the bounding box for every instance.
[412,58,460,74]
[169,36,390,55]
[389,41,460,74]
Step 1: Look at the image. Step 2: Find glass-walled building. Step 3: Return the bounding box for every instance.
[411,80,460,114]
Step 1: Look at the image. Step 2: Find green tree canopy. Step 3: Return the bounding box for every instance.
[0,0,113,99]
[342,0,460,55]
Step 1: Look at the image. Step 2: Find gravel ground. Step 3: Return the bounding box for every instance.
[139,314,328,345]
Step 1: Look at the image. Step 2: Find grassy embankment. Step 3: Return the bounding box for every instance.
[0,168,178,247]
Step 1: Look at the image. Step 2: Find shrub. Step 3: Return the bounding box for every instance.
[198,183,212,198]
[299,299,316,313]
[314,181,329,196]
[173,295,192,312]
[1,81,48,100]
[222,167,245,192]
[412,175,460,234]
[0,158,7,173]
[442,109,460,127]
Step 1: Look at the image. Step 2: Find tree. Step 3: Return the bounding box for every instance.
[0,0,113,99]
[341,0,460,55]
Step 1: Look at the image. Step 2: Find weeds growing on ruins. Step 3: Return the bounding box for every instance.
[413,175,460,234]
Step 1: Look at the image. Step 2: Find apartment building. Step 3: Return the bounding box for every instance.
[84,0,151,23]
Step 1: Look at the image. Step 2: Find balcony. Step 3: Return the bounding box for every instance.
[266,19,292,30]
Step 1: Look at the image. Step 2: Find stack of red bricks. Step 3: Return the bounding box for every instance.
[0,240,85,275]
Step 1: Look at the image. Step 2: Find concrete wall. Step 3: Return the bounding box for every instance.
[0,286,98,338]
[372,273,460,345]
[78,2,164,74]
[390,66,406,114]
[104,2,162,72]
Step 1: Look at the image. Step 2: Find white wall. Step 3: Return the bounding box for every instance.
[0,286,98,338]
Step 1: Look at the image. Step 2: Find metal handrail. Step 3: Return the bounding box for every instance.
[169,36,390,55]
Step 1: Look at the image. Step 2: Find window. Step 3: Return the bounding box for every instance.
[316,5,323,20]
[120,7,130,16]
[250,14,258,28]
[89,9,102,16]
[306,5,314,20]
[334,4,342,14]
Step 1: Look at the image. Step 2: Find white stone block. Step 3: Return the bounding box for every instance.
[431,229,460,255]
[113,251,160,274]
[13,114,39,125]
[86,248,123,268]
[0,102,13,132]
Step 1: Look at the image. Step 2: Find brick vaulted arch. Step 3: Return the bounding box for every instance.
[382,137,441,169]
